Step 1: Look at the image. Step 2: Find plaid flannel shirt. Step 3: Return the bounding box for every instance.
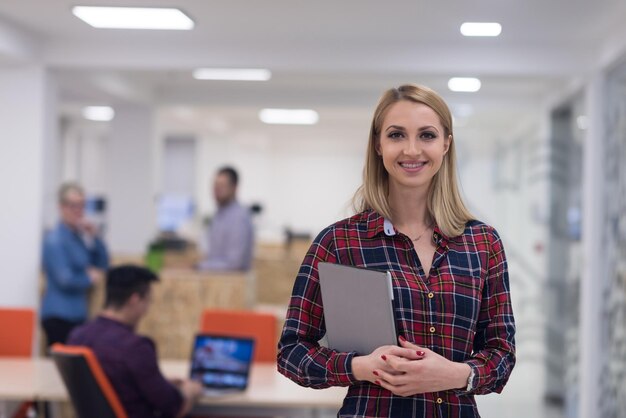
[277,210,516,418]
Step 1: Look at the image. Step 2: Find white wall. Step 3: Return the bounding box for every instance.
[172,125,367,244]
[0,66,53,308]
[61,120,110,196]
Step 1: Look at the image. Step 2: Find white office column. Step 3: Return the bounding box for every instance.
[578,75,605,418]
[42,75,61,230]
[106,104,156,255]
[0,66,57,308]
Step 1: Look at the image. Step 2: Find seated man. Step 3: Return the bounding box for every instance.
[68,265,201,418]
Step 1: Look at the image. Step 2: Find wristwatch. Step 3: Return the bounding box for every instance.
[465,367,476,392]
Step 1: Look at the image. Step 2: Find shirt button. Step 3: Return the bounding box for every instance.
[428,292,434,299]
[429,326,436,333]
[436,397,443,404]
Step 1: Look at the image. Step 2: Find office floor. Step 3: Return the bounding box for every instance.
[312,401,563,418]
[477,397,564,418]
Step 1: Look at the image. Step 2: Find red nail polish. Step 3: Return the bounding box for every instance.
[381,355,387,361]
[373,370,379,376]
[399,335,406,342]
[375,380,381,385]
[417,350,425,356]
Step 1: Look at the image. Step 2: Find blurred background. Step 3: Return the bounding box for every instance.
[1,1,625,417]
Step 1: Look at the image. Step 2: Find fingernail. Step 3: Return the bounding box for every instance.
[381,355,387,361]
[417,351,425,356]
[399,335,406,342]
[373,370,379,376]
[375,380,381,385]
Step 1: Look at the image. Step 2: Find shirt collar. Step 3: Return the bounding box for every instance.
[364,210,387,239]
[432,224,449,248]
[365,210,450,247]
[383,218,396,236]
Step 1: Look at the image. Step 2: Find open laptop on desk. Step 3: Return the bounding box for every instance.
[189,334,255,396]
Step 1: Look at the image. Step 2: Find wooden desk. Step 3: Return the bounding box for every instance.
[162,360,347,410]
[0,358,347,414]
[0,357,65,401]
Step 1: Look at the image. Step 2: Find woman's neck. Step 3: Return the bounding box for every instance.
[388,182,431,227]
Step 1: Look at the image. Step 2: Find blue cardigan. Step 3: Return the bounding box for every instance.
[41,222,109,321]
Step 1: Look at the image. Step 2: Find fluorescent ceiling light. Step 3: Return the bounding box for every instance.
[448,77,481,93]
[72,6,194,30]
[460,22,502,37]
[259,109,319,125]
[193,68,271,81]
[82,106,115,122]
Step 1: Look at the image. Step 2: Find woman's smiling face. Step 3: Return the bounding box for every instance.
[376,100,450,193]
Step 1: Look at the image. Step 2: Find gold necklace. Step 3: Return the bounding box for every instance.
[411,222,434,242]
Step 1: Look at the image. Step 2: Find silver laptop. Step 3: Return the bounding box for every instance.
[318,262,397,355]
[189,334,255,396]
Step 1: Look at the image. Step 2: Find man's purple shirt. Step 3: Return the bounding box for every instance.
[68,316,183,418]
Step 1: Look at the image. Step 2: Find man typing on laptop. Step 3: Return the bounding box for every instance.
[68,265,202,418]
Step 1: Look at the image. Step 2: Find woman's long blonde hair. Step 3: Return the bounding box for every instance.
[352,84,473,237]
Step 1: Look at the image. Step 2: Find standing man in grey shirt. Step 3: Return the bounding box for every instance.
[198,166,254,271]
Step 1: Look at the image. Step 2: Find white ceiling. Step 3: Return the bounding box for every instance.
[2,0,626,134]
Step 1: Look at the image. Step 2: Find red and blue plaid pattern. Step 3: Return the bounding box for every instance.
[277,210,516,417]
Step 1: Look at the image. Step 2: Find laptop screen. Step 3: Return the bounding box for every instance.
[190,334,255,390]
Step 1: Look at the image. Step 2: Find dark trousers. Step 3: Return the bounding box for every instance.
[42,317,83,349]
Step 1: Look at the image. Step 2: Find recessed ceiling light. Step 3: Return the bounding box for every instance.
[448,77,481,93]
[72,6,194,30]
[82,106,115,121]
[460,22,502,37]
[193,68,271,81]
[576,115,588,130]
[259,109,319,125]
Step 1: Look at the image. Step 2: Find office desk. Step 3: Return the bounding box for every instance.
[0,358,347,415]
[0,357,66,402]
[162,361,347,410]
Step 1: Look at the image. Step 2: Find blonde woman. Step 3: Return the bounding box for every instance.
[277,84,516,417]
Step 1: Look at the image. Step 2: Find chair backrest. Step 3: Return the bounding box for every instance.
[0,308,34,357]
[200,309,277,363]
[50,344,128,418]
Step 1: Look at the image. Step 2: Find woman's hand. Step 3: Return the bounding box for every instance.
[374,337,471,396]
[351,343,425,384]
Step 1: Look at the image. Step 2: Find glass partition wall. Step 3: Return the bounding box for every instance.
[547,95,584,416]
[600,58,626,418]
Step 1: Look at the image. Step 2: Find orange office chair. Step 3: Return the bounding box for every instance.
[0,308,34,357]
[0,308,35,418]
[199,309,277,363]
[50,344,128,418]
